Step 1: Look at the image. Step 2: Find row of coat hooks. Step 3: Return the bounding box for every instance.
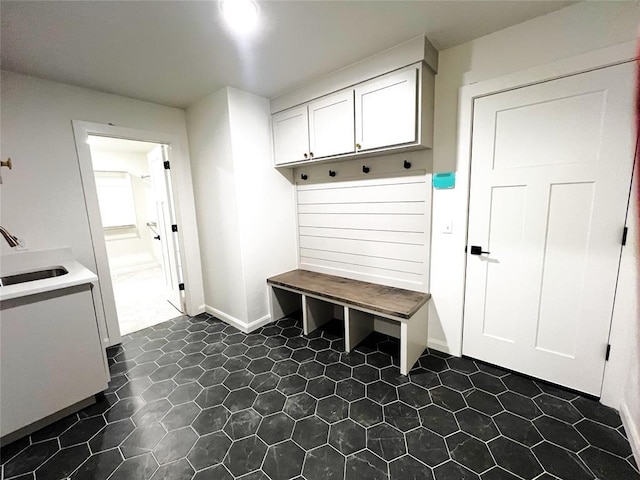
[300,160,412,181]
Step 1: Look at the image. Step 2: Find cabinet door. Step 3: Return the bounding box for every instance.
[355,68,418,151]
[308,90,355,159]
[272,105,309,165]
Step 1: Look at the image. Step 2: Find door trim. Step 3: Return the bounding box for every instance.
[72,121,205,347]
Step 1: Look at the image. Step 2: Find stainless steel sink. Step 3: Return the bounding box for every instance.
[1,267,68,286]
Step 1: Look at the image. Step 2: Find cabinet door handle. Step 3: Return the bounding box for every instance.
[309,152,314,158]
[303,153,308,159]
[356,143,361,150]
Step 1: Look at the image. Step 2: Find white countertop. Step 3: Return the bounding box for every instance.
[0,248,98,302]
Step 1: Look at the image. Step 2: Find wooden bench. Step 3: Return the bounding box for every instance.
[267,269,431,375]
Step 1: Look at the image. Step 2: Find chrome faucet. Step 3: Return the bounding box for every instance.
[0,226,20,247]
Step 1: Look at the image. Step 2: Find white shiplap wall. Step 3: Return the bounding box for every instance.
[296,171,431,293]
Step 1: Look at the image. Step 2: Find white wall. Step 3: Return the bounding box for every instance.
[186,88,248,323]
[91,149,162,272]
[187,87,297,331]
[605,183,639,461]
[227,88,297,326]
[427,0,639,450]
[0,71,205,343]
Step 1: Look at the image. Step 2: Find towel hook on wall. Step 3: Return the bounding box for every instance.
[362,165,370,174]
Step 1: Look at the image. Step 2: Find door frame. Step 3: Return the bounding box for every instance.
[73,121,205,347]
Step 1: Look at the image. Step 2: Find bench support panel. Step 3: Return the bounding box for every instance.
[303,295,335,336]
[269,286,301,323]
[400,302,429,375]
[345,308,374,353]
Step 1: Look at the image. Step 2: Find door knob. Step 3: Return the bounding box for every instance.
[469,246,490,255]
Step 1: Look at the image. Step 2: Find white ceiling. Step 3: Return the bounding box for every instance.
[1,1,576,109]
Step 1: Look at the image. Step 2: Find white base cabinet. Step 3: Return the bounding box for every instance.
[0,284,109,439]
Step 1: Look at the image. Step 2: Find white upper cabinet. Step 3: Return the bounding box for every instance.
[272,105,309,165]
[308,90,355,159]
[355,68,417,152]
[271,63,433,167]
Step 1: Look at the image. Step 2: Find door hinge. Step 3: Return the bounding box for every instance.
[171,224,178,233]
[605,344,611,361]
[179,283,185,291]
[622,226,628,246]
[163,160,170,170]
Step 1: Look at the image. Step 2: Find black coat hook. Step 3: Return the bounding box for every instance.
[404,160,412,169]
[329,170,336,177]
[300,173,308,180]
[362,165,370,174]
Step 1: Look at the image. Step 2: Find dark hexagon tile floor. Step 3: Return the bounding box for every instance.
[2,314,638,480]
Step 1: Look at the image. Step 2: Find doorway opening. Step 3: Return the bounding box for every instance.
[87,135,184,335]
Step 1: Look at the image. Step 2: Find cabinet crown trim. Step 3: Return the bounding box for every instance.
[270,35,437,114]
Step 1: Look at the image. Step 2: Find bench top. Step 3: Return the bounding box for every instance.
[267,269,430,319]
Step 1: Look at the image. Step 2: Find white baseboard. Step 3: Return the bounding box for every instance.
[427,338,451,355]
[619,400,640,468]
[204,305,273,334]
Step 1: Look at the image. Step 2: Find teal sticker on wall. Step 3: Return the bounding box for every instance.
[433,172,455,189]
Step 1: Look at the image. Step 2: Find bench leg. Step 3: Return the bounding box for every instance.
[400,303,429,375]
[303,295,333,336]
[345,308,374,353]
[269,286,301,323]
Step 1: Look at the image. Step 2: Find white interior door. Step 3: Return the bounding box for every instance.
[463,62,635,396]
[148,146,183,312]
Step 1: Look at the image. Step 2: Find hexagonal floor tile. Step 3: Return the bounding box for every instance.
[316,395,349,423]
[283,392,317,420]
[384,401,420,432]
[367,423,406,461]
[455,408,499,442]
[329,419,366,455]
[345,449,388,480]
[263,440,305,479]
[303,444,345,480]
[350,398,383,427]
[254,390,287,416]
[446,431,495,473]
[224,409,262,440]
[405,427,448,467]
[223,436,268,477]
[187,431,231,470]
[293,415,329,450]
[257,412,295,445]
